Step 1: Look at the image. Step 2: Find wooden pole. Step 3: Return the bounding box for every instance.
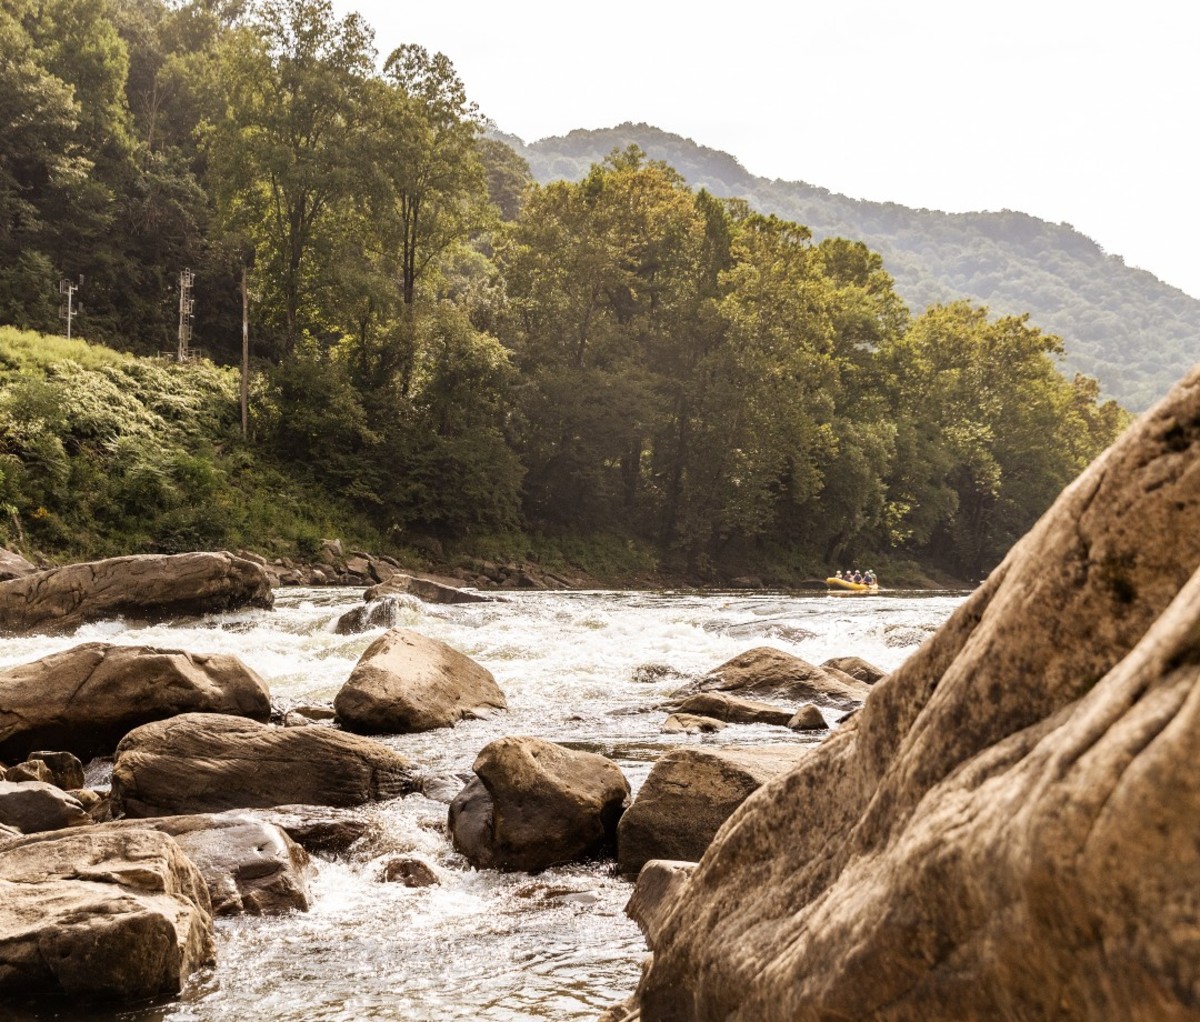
[241,265,249,439]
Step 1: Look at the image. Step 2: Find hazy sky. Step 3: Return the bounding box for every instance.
[332,0,1199,299]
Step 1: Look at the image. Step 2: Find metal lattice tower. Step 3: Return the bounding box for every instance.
[177,268,195,361]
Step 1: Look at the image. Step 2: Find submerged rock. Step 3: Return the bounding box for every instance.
[0,551,273,636]
[623,367,1200,1020]
[0,643,271,762]
[449,737,630,873]
[335,628,507,734]
[0,827,214,999]
[112,712,418,817]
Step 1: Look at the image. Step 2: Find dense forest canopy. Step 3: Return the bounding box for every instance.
[0,0,1130,581]
[507,124,1200,412]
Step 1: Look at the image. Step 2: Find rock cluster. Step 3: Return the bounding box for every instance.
[614,365,1200,1020]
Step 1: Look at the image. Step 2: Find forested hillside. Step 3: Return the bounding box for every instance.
[0,0,1128,583]
[506,124,1200,410]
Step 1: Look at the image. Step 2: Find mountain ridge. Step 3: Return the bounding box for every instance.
[497,122,1199,410]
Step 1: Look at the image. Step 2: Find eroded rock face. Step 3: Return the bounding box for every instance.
[111,713,418,817]
[680,647,870,711]
[449,737,630,873]
[625,367,1200,1021]
[334,628,507,734]
[0,551,273,636]
[0,827,214,999]
[0,643,272,762]
[103,814,310,916]
[616,746,811,876]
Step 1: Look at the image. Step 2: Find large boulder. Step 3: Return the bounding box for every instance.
[334,628,507,734]
[622,367,1200,1020]
[680,647,870,711]
[0,780,91,834]
[0,548,37,582]
[448,737,630,872]
[111,713,418,817]
[670,692,794,727]
[104,814,310,916]
[0,643,272,762]
[365,575,492,605]
[616,746,811,876]
[0,827,214,999]
[0,551,273,636]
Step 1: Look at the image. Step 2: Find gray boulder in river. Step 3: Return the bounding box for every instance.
[616,746,811,876]
[0,550,273,636]
[0,642,272,762]
[613,366,1200,1020]
[111,712,418,817]
[102,813,311,916]
[679,647,870,711]
[334,628,507,734]
[449,736,630,872]
[0,827,215,1000]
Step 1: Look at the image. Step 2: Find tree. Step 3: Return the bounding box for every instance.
[204,0,375,357]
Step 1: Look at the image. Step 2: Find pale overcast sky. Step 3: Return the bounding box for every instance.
[333,0,1199,299]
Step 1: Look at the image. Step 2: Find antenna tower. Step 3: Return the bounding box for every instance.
[177,268,195,361]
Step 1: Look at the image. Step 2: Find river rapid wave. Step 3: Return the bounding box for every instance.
[3,586,966,1022]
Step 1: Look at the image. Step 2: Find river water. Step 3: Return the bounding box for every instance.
[3,586,966,1022]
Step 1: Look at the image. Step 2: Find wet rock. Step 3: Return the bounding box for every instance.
[25,751,85,791]
[449,737,630,873]
[632,662,689,685]
[821,655,887,685]
[660,713,726,734]
[112,712,418,817]
[671,692,794,727]
[679,647,870,711]
[335,628,507,734]
[0,551,273,636]
[104,813,310,916]
[616,746,810,876]
[365,574,491,605]
[335,596,403,635]
[245,804,374,855]
[0,827,214,999]
[0,643,272,762]
[624,368,1200,1020]
[786,704,827,731]
[0,780,91,834]
[381,856,439,887]
[419,770,475,804]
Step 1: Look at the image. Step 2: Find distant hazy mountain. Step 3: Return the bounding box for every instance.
[497,123,1199,410]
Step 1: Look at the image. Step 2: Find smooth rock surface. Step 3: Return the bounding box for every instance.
[0,550,273,636]
[671,692,794,726]
[0,642,272,762]
[449,737,630,873]
[0,827,214,999]
[0,780,91,834]
[626,366,1200,1021]
[616,746,811,876]
[111,713,418,817]
[681,647,870,710]
[786,704,826,731]
[335,628,507,734]
[103,814,310,915]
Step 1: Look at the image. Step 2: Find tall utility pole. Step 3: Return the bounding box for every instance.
[241,265,249,438]
[177,268,195,361]
[58,277,79,338]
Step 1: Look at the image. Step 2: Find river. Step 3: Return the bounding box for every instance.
[2,585,967,1022]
